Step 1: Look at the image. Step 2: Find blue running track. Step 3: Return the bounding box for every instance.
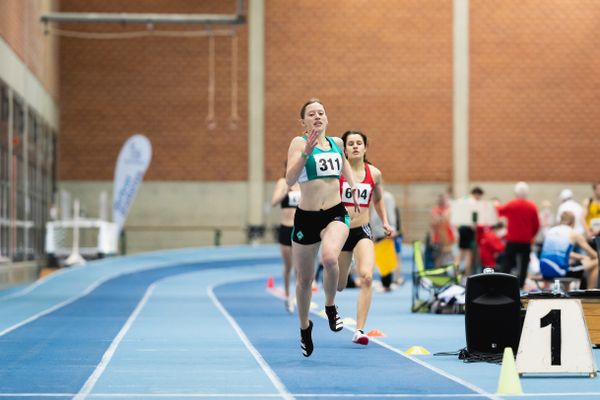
[0,245,598,399]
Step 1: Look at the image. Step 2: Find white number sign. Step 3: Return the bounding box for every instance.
[516,299,596,377]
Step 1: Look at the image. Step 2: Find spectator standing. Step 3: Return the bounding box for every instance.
[456,187,484,277]
[496,182,540,288]
[583,182,600,245]
[430,192,456,267]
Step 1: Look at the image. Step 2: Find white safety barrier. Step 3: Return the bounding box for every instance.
[46,219,119,259]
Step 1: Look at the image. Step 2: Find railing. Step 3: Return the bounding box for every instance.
[124,224,243,248]
[45,219,119,257]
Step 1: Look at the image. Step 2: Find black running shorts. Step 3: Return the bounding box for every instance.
[278,225,293,246]
[342,224,373,252]
[292,203,350,245]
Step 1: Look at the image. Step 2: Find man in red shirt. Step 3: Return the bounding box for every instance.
[496,182,540,288]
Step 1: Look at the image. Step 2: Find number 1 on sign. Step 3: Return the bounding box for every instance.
[540,309,561,366]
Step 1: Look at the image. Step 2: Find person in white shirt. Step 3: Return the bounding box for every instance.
[556,189,588,236]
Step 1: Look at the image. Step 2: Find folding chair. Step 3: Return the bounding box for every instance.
[411,240,460,312]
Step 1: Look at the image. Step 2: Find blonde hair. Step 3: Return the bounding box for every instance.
[559,211,575,226]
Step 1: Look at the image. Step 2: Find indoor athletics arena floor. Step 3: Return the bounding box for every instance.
[0,245,599,399]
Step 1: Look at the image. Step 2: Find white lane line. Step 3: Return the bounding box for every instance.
[0,395,75,398]
[74,284,157,400]
[0,251,278,302]
[3,392,600,398]
[0,273,123,338]
[265,289,498,400]
[0,255,279,338]
[207,284,293,400]
[365,336,500,400]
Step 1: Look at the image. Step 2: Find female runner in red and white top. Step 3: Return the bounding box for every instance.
[338,130,394,345]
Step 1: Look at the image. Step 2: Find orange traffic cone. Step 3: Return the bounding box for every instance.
[367,329,386,337]
[266,276,274,289]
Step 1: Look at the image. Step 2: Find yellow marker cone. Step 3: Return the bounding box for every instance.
[342,317,356,326]
[318,309,327,318]
[310,302,319,310]
[496,347,523,395]
[404,346,430,355]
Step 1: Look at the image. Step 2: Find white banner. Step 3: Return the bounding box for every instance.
[112,134,152,232]
[450,198,498,226]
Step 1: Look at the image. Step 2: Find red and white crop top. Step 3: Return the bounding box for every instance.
[339,164,375,208]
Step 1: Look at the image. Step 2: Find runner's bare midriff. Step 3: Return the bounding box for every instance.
[346,206,369,228]
[298,179,341,211]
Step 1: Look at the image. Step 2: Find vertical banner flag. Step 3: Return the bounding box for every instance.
[112,134,152,232]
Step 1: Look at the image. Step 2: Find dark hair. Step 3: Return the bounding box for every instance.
[300,98,324,119]
[341,130,370,163]
[471,186,484,196]
[593,182,600,190]
[492,221,505,230]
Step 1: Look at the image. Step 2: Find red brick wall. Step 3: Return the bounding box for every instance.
[59,0,248,181]
[0,0,59,99]
[57,1,599,183]
[0,0,26,65]
[470,0,600,182]
[58,0,452,182]
[264,0,453,182]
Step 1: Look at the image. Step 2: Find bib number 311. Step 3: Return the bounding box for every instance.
[313,153,342,177]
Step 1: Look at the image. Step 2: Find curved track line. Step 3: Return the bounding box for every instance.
[208,282,293,400]
[75,283,158,400]
[0,272,121,338]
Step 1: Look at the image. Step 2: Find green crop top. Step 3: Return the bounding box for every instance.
[297,136,344,183]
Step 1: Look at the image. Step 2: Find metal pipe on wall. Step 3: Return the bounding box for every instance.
[40,0,245,25]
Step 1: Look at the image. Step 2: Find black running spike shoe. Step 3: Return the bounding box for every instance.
[301,320,314,357]
[325,305,343,332]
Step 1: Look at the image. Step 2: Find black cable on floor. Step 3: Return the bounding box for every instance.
[434,347,503,364]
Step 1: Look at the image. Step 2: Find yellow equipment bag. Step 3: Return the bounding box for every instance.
[374,238,398,276]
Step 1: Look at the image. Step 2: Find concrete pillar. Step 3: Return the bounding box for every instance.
[247,0,266,242]
[453,0,469,197]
